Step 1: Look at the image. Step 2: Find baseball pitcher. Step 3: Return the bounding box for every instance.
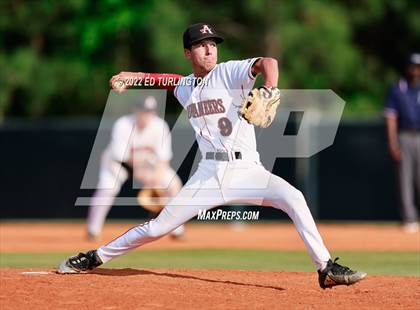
[59,23,366,289]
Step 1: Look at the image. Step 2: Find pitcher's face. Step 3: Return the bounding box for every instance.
[185,39,218,75]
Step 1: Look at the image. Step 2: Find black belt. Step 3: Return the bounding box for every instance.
[205,152,242,161]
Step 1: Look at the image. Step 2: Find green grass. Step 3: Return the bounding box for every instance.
[1,250,419,276]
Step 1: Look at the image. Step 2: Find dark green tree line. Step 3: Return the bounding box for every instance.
[0,0,419,119]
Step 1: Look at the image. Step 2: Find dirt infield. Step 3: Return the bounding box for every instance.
[1,268,419,309]
[1,222,419,309]
[1,222,419,252]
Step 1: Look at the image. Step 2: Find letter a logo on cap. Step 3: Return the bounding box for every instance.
[200,25,213,34]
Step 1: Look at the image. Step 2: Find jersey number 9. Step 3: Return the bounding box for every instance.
[218,117,232,136]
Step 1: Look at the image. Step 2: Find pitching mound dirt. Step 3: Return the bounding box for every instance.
[1,268,419,309]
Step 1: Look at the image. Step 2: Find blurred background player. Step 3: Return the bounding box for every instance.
[87,96,185,240]
[384,53,420,233]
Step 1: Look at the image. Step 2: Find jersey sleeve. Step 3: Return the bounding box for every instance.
[109,116,133,163]
[384,85,399,117]
[173,75,191,104]
[174,75,196,108]
[173,84,180,102]
[226,57,261,90]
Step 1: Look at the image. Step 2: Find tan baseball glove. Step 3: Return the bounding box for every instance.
[238,86,281,128]
[137,188,169,213]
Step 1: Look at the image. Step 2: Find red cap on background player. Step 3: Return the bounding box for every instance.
[183,23,224,49]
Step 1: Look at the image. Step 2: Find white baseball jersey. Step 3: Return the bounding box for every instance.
[96,58,333,272]
[109,114,172,164]
[174,58,261,158]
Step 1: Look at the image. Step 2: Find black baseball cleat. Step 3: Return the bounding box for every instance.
[318,257,367,289]
[57,250,102,274]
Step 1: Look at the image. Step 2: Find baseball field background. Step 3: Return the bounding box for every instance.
[1,221,419,308]
[1,1,420,309]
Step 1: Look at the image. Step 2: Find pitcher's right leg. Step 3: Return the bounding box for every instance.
[58,161,224,273]
[59,193,205,274]
[96,199,200,263]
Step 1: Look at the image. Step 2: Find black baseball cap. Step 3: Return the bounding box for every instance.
[183,23,224,49]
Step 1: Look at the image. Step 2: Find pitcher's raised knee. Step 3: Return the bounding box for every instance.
[286,189,307,206]
[273,188,308,211]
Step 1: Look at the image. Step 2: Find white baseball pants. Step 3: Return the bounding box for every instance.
[96,157,331,270]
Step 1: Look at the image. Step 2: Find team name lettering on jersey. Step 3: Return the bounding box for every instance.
[187,99,226,119]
